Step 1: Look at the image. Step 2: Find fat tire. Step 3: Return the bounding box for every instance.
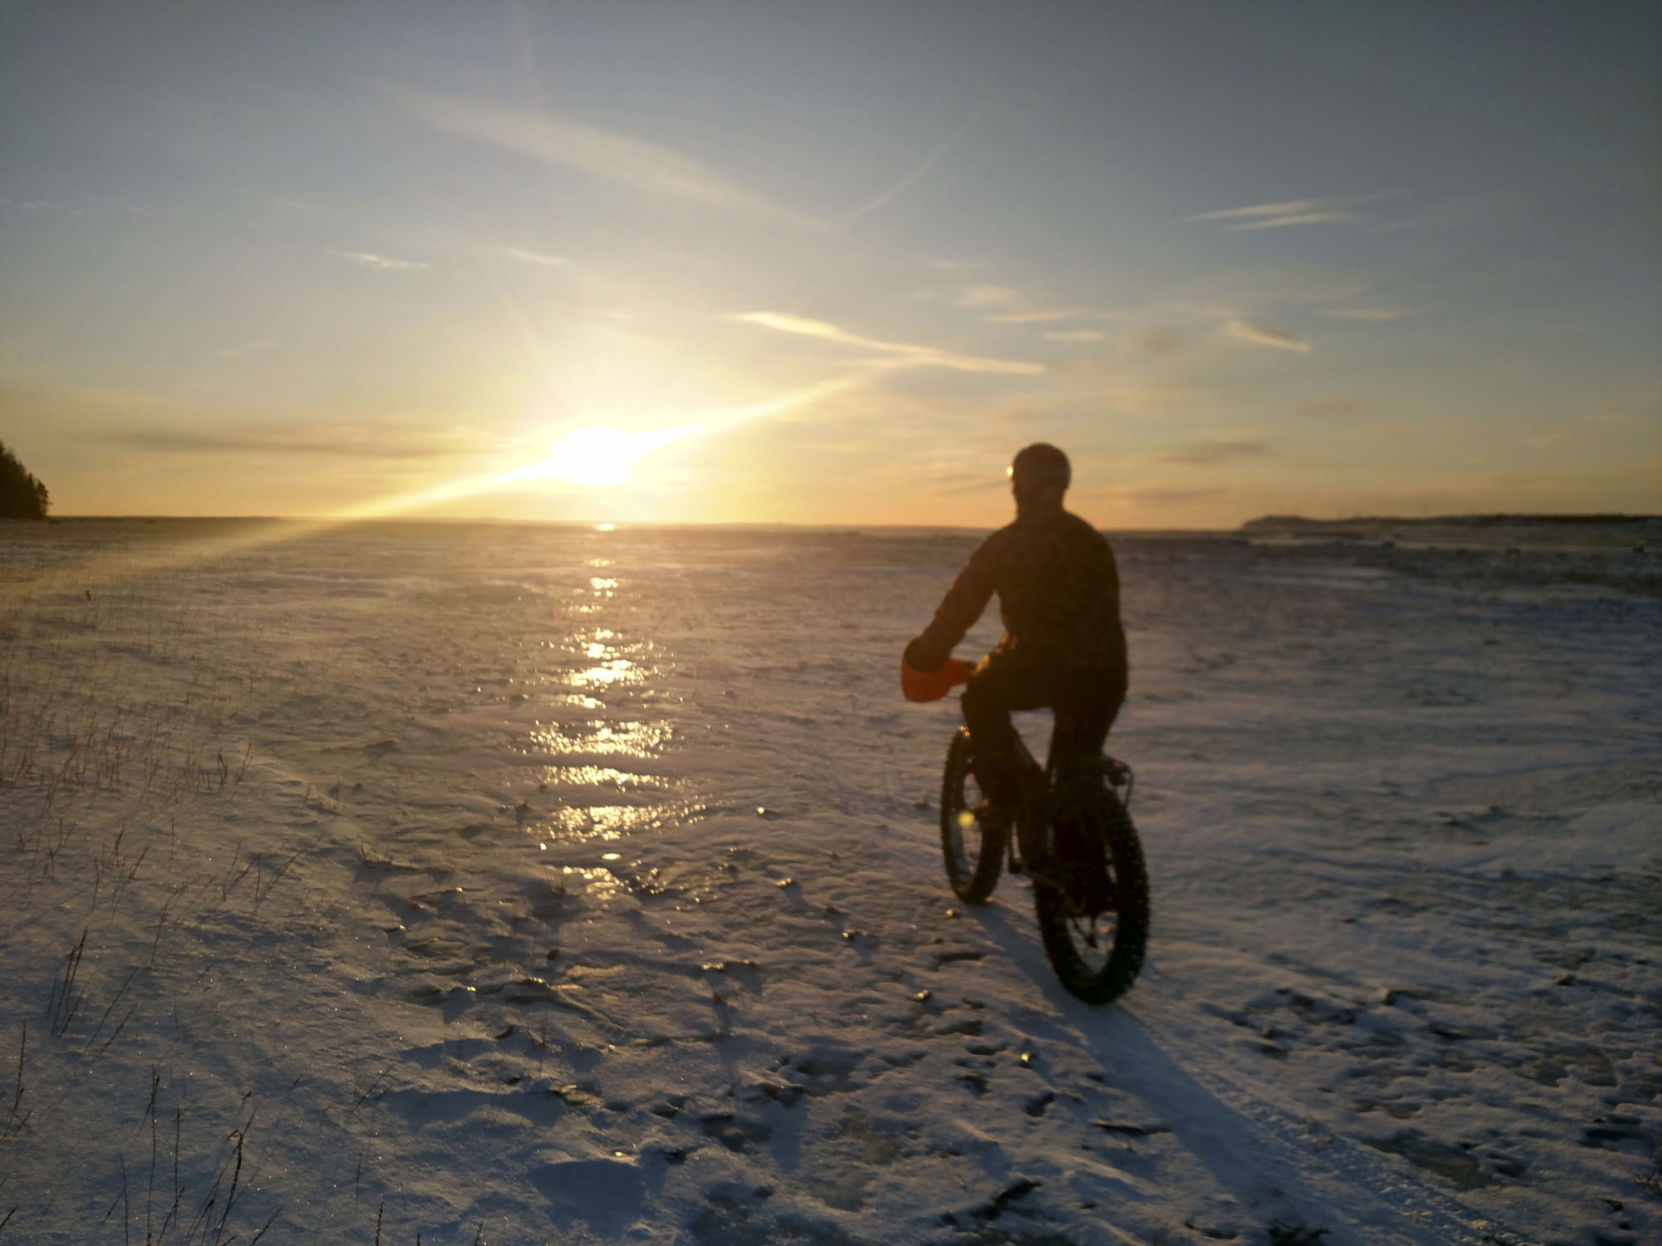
[1032,779,1149,1005]
[939,727,1005,904]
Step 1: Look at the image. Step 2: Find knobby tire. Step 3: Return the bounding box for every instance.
[1031,776,1149,1005]
[939,727,1005,904]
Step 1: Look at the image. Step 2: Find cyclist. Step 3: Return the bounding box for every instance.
[904,443,1127,867]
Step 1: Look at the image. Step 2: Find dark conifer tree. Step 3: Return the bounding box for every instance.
[0,440,50,518]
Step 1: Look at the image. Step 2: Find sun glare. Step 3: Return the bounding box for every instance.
[544,424,699,488]
[548,426,641,487]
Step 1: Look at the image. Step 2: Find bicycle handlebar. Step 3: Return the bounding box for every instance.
[900,656,974,702]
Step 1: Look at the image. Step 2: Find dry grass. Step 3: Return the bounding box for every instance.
[0,557,301,1241]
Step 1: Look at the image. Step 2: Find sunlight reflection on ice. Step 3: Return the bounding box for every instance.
[541,764,664,790]
[526,721,671,758]
[514,556,687,884]
[558,865,626,901]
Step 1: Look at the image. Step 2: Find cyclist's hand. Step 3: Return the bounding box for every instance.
[903,635,948,673]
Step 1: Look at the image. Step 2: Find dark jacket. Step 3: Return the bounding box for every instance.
[907,502,1127,678]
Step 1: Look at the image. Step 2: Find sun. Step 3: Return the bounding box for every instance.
[547,426,646,488]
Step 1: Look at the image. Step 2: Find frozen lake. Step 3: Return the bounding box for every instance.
[1,518,1658,1244]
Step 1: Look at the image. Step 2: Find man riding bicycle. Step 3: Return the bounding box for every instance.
[904,443,1128,867]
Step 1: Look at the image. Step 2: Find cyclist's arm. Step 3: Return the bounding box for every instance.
[906,540,998,672]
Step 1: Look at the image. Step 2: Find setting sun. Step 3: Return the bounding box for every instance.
[544,424,698,488]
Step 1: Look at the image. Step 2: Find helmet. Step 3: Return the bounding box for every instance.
[1009,443,1070,501]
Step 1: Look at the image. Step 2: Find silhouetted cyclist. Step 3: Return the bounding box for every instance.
[904,443,1128,864]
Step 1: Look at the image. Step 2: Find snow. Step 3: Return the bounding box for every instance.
[1,518,1658,1245]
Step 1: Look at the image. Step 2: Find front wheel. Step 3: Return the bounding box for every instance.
[1032,776,1149,1005]
[939,727,1006,904]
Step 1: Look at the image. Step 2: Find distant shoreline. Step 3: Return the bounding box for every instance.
[1235,512,1660,555]
[1240,513,1660,532]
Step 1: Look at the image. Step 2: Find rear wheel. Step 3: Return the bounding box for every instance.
[939,727,1006,904]
[1032,774,1148,1004]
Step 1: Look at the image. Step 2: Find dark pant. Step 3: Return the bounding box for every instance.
[960,657,1125,812]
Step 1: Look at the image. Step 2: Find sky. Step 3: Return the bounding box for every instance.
[1,1,1658,527]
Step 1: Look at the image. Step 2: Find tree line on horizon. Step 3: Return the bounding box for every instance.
[0,440,50,518]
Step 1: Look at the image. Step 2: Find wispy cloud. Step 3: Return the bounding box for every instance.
[398,89,811,226]
[1223,319,1311,352]
[332,250,430,272]
[1230,212,1360,230]
[733,311,1043,375]
[932,470,1007,495]
[501,247,571,268]
[1190,198,1362,230]
[1525,410,1646,449]
[982,306,1091,325]
[1041,329,1107,343]
[930,280,1095,326]
[1161,438,1272,466]
[953,285,1019,308]
[842,139,953,220]
[1111,485,1229,507]
[0,195,91,219]
[109,423,481,460]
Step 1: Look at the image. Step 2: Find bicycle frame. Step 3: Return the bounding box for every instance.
[1004,710,1128,872]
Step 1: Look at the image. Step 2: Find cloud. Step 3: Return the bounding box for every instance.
[1223,319,1311,352]
[502,247,571,268]
[0,196,91,219]
[332,250,430,272]
[935,280,1095,326]
[842,138,953,220]
[398,89,810,226]
[932,470,1006,495]
[982,307,1091,324]
[1189,198,1362,230]
[733,311,1043,375]
[1161,438,1271,466]
[1111,485,1229,507]
[1295,397,1366,418]
[1041,330,1107,343]
[107,423,480,460]
[1525,411,1648,449]
[1229,212,1360,230]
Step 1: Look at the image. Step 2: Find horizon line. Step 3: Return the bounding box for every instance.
[14,511,1660,531]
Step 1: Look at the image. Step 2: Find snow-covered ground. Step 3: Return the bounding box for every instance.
[1,518,1657,1245]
